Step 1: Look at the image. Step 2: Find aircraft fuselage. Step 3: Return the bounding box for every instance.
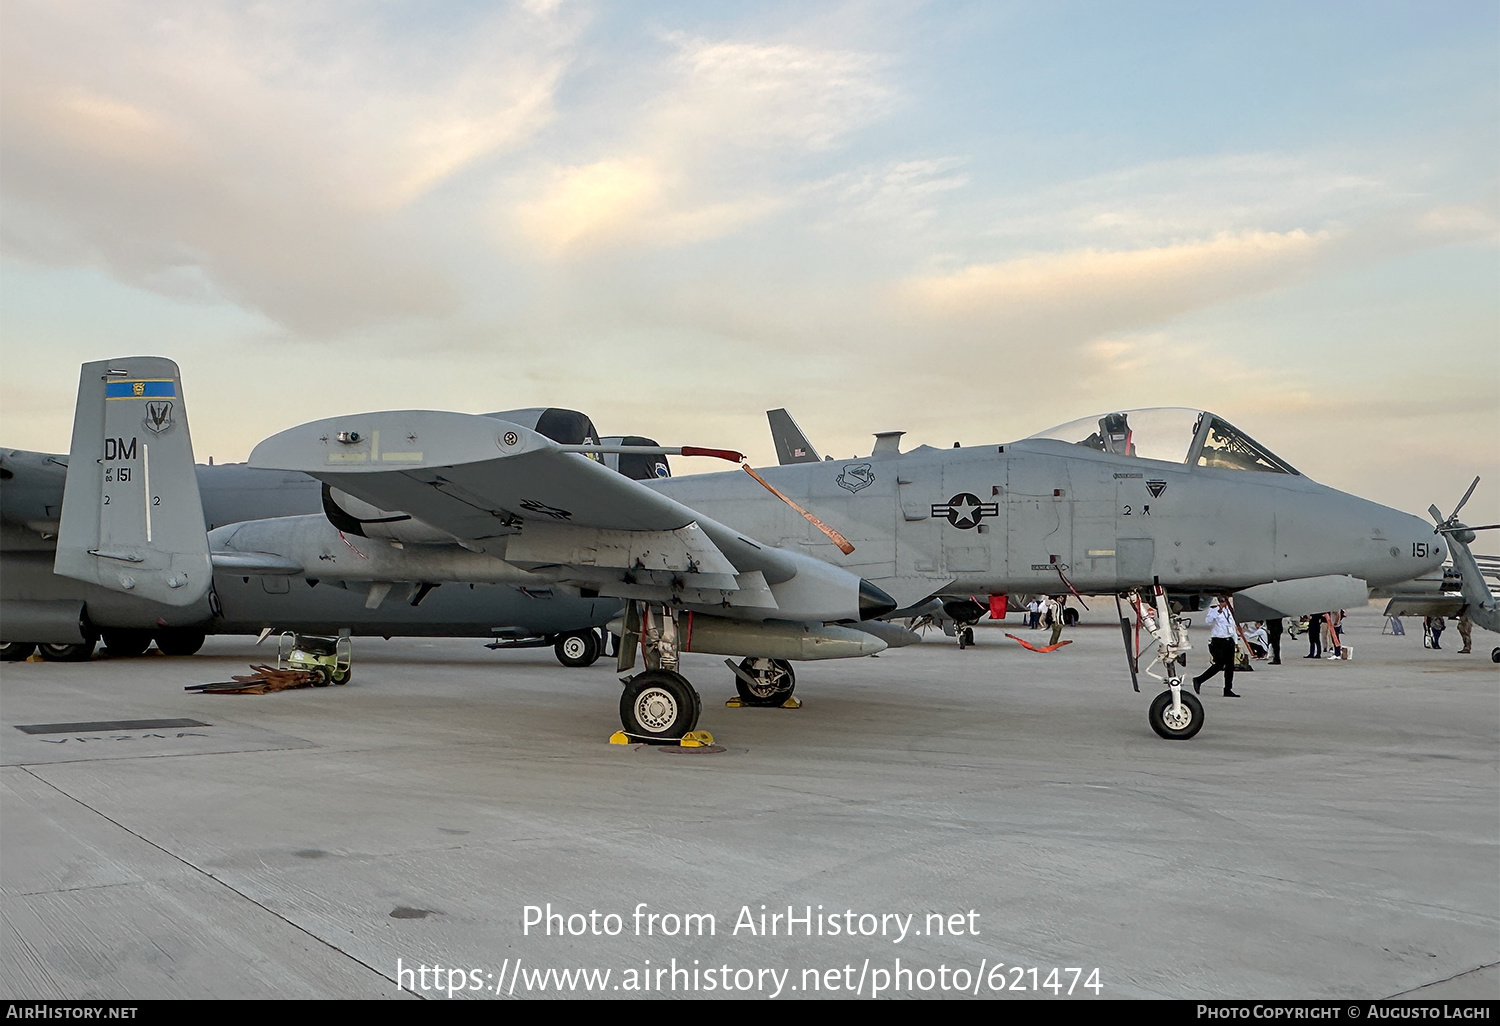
[658,439,1444,609]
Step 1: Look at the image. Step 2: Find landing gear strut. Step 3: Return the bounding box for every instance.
[616,604,704,743]
[1123,583,1204,740]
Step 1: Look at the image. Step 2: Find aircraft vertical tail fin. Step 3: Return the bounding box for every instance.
[767,409,823,465]
[54,357,211,606]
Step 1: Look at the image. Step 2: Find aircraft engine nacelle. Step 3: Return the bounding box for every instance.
[598,436,673,481]
[0,598,91,644]
[321,485,455,544]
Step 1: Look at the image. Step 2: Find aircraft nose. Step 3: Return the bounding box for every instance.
[1380,506,1447,581]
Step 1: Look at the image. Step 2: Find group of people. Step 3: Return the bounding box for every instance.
[1303,610,1345,659]
[1423,614,1475,652]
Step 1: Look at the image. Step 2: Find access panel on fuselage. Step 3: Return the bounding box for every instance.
[1004,455,1070,594]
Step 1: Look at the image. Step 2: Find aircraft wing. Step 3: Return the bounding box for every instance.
[251,411,894,623]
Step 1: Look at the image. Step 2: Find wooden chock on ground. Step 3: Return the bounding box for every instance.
[186,665,326,695]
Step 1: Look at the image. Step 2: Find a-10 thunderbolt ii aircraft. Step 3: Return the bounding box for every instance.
[220,399,1445,742]
[3,360,656,668]
[53,357,1446,741]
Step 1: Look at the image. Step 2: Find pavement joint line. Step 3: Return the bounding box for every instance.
[1385,960,1500,999]
[17,764,413,996]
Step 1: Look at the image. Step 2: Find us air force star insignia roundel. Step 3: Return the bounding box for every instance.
[932,492,999,529]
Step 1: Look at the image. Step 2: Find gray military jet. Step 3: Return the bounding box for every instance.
[2,360,641,667]
[217,401,1446,743]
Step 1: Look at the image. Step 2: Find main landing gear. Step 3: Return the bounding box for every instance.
[619,669,702,740]
[1121,584,1205,740]
[727,657,796,707]
[616,603,769,744]
[615,604,706,743]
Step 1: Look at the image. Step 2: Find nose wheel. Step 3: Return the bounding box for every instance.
[1149,686,1204,740]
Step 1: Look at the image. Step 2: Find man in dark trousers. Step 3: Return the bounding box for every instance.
[1193,595,1241,697]
[1305,611,1324,658]
[1266,616,1283,664]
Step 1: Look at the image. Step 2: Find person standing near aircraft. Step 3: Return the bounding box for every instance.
[1326,609,1344,658]
[1193,596,1241,697]
[1457,614,1473,654]
[1305,611,1324,658]
[1265,616,1284,665]
[1048,596,1068,647]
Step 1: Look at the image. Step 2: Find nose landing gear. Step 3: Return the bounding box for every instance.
[1121,584,1204,740]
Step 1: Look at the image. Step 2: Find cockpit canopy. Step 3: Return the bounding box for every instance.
[1028,408,1299,474]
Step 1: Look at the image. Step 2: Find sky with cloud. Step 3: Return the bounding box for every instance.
[2,0,1497,525]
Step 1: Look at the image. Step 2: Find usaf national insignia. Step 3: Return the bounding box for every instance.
[1146,480,1168,498]
[836,463,875,493]
[143,401,173,434]
[518,498,572,520]
[932,492,998,529]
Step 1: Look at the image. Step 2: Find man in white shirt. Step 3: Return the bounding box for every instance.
[1192,596,1241,698]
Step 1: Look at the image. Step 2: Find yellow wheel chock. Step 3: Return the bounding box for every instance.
[608,729,717,746]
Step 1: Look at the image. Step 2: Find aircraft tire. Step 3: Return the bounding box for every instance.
[1492,647,1499,664]
[961,627,975,647]
[1148,689,1204,740]
[1063,608,1080,627]
[154,628,206,657]
[554,630,601,668]
[734,657,795,707]
[620,669,701,743]
[101,628,153,658]
[1,643,36,661]
[38,641,96,662]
